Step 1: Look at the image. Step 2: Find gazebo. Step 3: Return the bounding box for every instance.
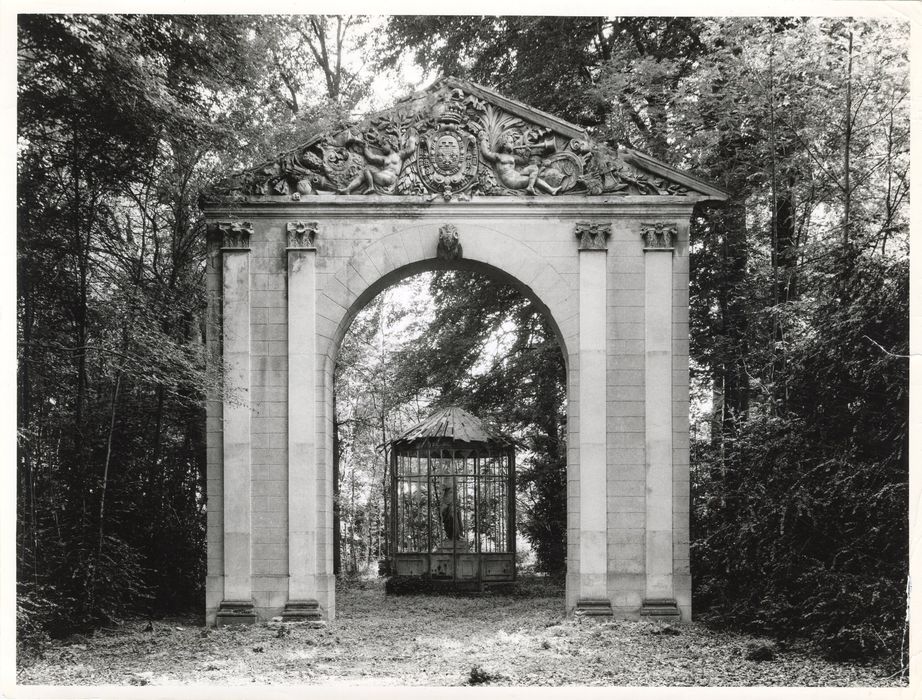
[388,406,516,584]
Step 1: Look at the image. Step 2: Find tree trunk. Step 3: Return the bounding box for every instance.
[71,174,91,541]
[333,395,341,576]
[842,28,854,279]
[709,202,750,440]
[97,372,122,558]
[349,471,357,575]
[17,253,37,581]
[380,417,390,566]
[149,386,166,516]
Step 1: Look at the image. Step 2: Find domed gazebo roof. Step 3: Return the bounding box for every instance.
[389,406,514,450]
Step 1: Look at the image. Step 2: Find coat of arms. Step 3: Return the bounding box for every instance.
[417,125,479,194]
[434,133,461,171]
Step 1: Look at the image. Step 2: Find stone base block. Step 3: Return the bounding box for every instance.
[435,538,470,552]
[215,600,257,626]
[641,598,680,621]
[282,600,323,622]
[575,598,613,617]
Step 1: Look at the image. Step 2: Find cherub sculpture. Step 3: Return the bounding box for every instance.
[478,131,560,195]
[337,130,418,194]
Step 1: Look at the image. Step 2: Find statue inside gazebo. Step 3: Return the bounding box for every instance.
[387,406,516,585]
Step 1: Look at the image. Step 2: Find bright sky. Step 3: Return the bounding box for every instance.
[350,16,438,115]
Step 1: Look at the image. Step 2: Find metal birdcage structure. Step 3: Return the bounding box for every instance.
[388,406,516,583]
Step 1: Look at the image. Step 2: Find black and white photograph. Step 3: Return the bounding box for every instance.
[5,5,916,694]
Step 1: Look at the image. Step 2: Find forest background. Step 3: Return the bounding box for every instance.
[15,14,910,666]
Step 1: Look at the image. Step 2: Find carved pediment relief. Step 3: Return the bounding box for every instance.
[201,77,725,204]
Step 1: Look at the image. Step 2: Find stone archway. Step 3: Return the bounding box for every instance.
[201,77,726,626]
[317,223,577,618]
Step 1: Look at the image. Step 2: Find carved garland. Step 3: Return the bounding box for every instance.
[575,221,611,251]
[640,222,678,250]
[287,221,319,249]
[217,221,253,250]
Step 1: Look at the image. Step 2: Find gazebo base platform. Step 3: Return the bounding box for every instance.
[385,575,517,595]
[392,552,516,582]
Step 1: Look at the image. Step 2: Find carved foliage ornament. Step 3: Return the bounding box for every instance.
[202,81,691,203]
[641,222,678,250]
[287,221,319,249]
[436,224,462,260]
[216,221,253,250]
[575,221,611,251]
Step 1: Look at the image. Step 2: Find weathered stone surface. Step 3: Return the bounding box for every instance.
[640,598,681,621]
[575,598,613,617]
[215,601,257,626]
[281,600,323,622]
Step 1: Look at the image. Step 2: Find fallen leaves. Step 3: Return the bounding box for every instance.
[16,578,906,687]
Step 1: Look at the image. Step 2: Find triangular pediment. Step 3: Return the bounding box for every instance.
[202,77,728,204]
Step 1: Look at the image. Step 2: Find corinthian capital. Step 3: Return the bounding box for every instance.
[287,221,319,250]
[575,221,611,250]
[640,222,678,250]
[215,221,253,250]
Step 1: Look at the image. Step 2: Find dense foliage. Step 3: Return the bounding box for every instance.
[17,14,909,670]
[691,254,908,659]
[18,14,251,641]
[16,13,371,644]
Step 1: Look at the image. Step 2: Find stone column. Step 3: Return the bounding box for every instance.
[283,222,323,622]
[640,222,680,619]
[217,221,256,625]
[575,222,612,615]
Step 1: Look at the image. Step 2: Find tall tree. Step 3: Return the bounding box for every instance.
[17,13,297,634]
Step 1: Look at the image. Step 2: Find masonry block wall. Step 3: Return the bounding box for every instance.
[203,197,700,625]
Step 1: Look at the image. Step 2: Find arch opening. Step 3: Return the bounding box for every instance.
[328,257,571,370]
[329,265,569,604]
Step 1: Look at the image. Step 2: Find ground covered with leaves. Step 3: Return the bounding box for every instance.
[18,578,905,687]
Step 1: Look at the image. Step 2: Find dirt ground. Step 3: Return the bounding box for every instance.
[16,578,906,687]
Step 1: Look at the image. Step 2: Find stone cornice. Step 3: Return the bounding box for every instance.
[201,196,700,221]
[620,148,730,200]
